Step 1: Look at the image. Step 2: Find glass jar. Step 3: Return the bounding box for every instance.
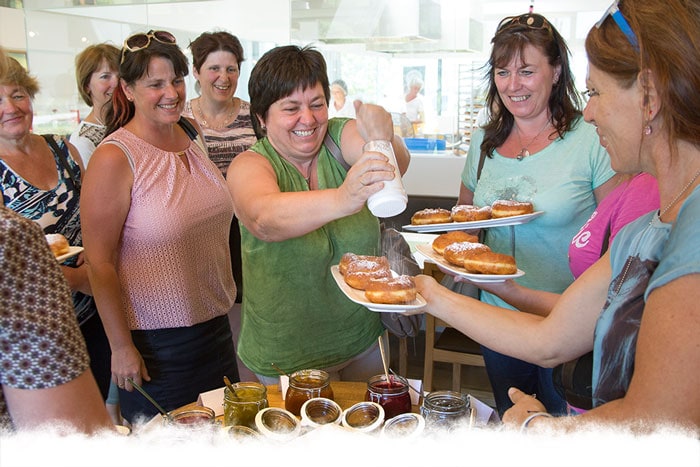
[223,381,269,428]
[285,369,334,416]
[420,390,470,430]
[365,374,412,419]
[168,405,216,426]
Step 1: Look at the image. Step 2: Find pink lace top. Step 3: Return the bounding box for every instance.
[103,128,236,330]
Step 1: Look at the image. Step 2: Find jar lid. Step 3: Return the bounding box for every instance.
[254,407,301,440]
[300,397,342,428]
[381,412,425,439]
[341,401,385,433]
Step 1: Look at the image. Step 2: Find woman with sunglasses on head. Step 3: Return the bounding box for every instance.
[452,12,617,418]
[81,30,239,422]
[415,0,700,431]
[1,54,113,408]
[69,43,120,167]
[182,31,257,305]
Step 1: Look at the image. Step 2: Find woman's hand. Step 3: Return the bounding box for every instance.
[60,258,92,295]
[111,343,150,392]
[353,101,394,142]
[337,150,395,211]
[502,387,548,428]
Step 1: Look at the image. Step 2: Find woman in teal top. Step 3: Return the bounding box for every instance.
[457,13,617,417]
[227,45,410,382]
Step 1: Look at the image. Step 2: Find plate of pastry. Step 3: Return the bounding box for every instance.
[402,202,544,233]
[331,265,426,313]
[415,243,524,283]
[46,233,84,263]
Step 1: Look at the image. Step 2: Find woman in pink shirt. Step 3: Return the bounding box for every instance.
[82,31,239,423]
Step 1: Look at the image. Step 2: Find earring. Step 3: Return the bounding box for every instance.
[644,108,653,135]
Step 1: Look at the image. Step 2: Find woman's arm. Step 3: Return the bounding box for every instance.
[81,143,149,388]
[228,149,392,242]
[506,274,700,431]
[416,252,612,368]
[473,279,561,317]
[4,370,114,433]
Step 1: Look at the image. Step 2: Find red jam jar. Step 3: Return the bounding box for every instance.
[365,374,412,419]
[285,369,334,416]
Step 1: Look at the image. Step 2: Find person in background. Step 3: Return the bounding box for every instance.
[82,30,239,423]
[329,79,355,118]
[0,56,113,406]
[0,43,111,434]
[68,41,123,425]
[403,71,425,126]
[456,12,617,418]
[182,30,257,306]
[227,45,410,384]
[69,43,120,167]
[415,0,700,431]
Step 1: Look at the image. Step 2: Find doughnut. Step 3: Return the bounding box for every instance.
[364,275,417,304]
[338,253,385,276]
[490,200,534,218]
[410,208,452,225]
[443,242,491,267]
[451,205,492,223]
[45,233,70,257]
[432,231,479,255]
[462,251,517,275]
[343,257,392,290]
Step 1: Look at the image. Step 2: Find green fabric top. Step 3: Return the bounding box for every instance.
[238,118,385,376]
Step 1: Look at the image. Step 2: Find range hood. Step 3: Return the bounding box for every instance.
[292,0,482,54]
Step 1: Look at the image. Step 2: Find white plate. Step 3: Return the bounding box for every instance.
[415,243,524,283]
[402,211,545,233]
[56,246,84,263]
[330,266,426,313]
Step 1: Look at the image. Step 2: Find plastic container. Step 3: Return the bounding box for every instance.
[363,140,408,218]
[365,374,412,419]
[284,369,334,416]
[223,381,269,428]
[403,138,447,151]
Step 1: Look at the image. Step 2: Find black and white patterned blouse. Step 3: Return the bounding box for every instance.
[0,206,89,430]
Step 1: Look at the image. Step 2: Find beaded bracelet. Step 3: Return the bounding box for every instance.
[520,411,553,433]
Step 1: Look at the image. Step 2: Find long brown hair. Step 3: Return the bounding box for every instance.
[585,0,700,154]
[481,13,581,158]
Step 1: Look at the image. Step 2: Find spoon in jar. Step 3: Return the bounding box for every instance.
[223,375,239,400]
[377,335,392,387]
[126,377,170,421]
[270,363,291,378]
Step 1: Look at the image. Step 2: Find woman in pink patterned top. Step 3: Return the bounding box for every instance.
[81,31,239,423]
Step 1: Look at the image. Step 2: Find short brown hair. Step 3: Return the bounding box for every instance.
[189,31,245,73]
[0,56,39,98]
[74,43,120,106]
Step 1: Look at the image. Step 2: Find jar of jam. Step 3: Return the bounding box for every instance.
[223,381,269,428]
[284,369,334,416]
[420,390,470,430]
[168,405,216,426]
[365,374,412,419]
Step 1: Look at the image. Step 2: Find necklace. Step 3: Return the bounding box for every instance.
[195,99,235,130]
[515,120,551,161]
[658,167,700,220]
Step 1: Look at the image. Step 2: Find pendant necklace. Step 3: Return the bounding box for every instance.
[195,99,235,130]
[515,120,551,161]
[657,167,700,222]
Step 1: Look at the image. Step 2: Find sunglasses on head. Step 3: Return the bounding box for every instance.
[595,0,639,51]
[497,13,552,34]
[120,30,177,64]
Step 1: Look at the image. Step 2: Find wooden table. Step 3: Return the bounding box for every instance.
[267,381,368,411]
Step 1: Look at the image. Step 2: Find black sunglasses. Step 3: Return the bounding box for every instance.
[497,13,552,34]
[120,30,177,64]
